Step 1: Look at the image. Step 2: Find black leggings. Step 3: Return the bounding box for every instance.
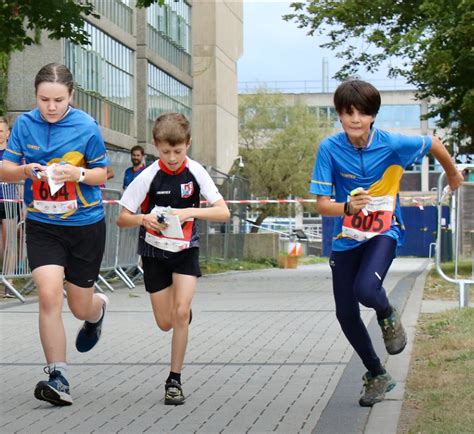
[330,235,396,374]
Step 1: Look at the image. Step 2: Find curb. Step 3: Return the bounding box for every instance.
[364,263,431,433]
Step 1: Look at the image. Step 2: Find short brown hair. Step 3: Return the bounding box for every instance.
[34,63,74,95]
[333,80,381,117]
[130,145,144,155]
[152,112,191,146]
[0,116,9,129]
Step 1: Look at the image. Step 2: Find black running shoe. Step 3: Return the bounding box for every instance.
[164,379,185,405]
[34,367,72,406]
[75,293,109,353]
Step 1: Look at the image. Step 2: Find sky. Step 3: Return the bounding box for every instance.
[237,1,409,92]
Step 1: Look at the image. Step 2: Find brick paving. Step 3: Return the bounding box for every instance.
[0,259,427,433]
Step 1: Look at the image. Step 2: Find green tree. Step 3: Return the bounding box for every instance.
[237,89,329,232]
[284,0,474,151]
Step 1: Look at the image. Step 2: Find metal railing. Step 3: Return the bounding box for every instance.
[0,184,142,302]
[435,165,474,307]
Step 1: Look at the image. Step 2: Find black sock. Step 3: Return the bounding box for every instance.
[369,364,386,377]
[167,371,181,384]
[376,304,393,321]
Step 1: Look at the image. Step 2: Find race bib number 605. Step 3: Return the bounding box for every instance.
[342,195,394,241]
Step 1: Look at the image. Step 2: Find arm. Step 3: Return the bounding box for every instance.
[116,207,169,233]
[316,193,370,217]
[106,166,115,180]
[171,198,230,223]
[429,136,464,190]
[1,161,46,182]
[50,165,108,186]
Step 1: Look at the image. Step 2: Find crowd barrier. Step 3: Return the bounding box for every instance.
[434,165,474,307]
[0,183,142,302]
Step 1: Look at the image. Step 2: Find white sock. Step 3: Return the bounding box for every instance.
[90,294,107,323]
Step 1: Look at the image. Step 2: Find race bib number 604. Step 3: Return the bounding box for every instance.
[32,181,78,214]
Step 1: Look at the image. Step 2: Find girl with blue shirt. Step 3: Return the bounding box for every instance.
[309,80,463,406]
[2,63,110,406]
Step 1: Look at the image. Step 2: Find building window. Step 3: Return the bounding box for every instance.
[65,23,135,135]
[147,62,192,142]
[89,0,134,34]
[147,0,192,74]
[374,105,421,129]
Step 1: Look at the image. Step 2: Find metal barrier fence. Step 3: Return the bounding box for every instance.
[435,166,474,307]
[1,182,30,302]
[0,183,142,302]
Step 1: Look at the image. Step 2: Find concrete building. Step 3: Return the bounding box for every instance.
[6,0,243,189]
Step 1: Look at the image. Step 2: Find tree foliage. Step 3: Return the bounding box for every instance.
[284,0,474,151]
[0,0,165,55]
[237,89,329,232]
[0,1,98,54]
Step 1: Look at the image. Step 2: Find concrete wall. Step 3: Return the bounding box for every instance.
[192,0,243,173]
[205,232,280,260]
[7,32,63,117]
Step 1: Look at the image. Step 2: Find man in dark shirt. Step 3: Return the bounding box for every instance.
[123,145,146,189]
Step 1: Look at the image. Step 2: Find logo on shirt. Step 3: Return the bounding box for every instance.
[340,172,356,179]
[27,144,40,150]
[156,191,171,195]
[181,181,194,198]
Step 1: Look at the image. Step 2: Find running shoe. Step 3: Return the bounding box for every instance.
[359,371,396,407]
[34,367,72,406]
[75,293,109,353]
[378,307,407,355]
[164,379,185,405]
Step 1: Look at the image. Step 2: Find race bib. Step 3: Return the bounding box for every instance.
[145,231,190,253]
[144,220,194,253]
[32,181,78,214]
[342,195,394,241]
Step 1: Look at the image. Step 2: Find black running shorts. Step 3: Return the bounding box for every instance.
[26,218,106,288]
[141,247,201,293]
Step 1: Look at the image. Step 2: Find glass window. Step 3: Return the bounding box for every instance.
[147,62,192,141]
[374,105,421,129]
[65,23,135,135]
[147,0,191,74]
[67,22,134,110]
[89,0,133,34]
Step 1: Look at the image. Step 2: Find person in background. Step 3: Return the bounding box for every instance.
[1,63,110,406]
[123,145,146,190]
[116,112,230,405]
[309,79,463,407]
[0,116,14,297]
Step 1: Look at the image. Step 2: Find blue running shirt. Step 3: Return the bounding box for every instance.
[309,128,431,251]
[4,107,108,225]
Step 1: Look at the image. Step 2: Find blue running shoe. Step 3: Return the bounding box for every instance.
[75,293,109,353]
[34,368,72,406]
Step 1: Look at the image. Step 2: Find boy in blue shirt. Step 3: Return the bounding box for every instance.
[309,79,463,406]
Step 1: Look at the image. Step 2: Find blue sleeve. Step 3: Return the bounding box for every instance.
[392,134,432,169]
[3,118,25,164]
[85,122,108,168]
[308,141,334,196]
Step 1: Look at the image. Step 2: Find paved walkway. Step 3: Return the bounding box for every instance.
[0,258,431,434]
